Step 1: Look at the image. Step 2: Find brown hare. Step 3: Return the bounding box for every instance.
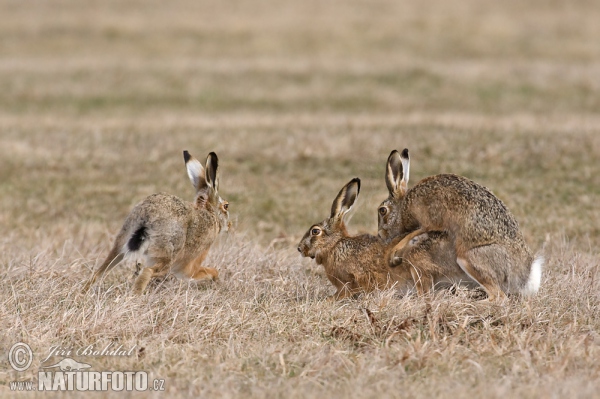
[378,149,543,300]
[386,230,481,296]
[83,151,229,295]
[297,178,412,300]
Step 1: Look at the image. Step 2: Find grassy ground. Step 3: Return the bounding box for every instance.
[1,0,599,397]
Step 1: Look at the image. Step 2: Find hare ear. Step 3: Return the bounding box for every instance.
[184,151,208,191]
[204,152,219,192]
[385,149,409,198]
[330,178,361,220]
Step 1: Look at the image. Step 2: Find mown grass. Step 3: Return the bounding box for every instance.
[1,0,599,397]
[3,64,600,115]
[1,125,598,248]
[1,233,599,398]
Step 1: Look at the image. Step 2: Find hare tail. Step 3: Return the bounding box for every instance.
[521,255,543,296]
[127,225,148,252]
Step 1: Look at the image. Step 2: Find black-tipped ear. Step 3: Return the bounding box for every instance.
[184,151,207,191]
[385,149,409,198]
[205,152,219,191]
[330,178,361,220]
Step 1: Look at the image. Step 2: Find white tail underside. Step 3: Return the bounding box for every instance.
[521,255,544,296]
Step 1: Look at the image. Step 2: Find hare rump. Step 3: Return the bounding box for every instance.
[297,178,412,300]
[83,151,229,294]
[379,149,543,300]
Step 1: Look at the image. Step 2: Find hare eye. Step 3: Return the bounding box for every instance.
[378,207,387,216]
[223,203,229,210]
[311,228,321,236]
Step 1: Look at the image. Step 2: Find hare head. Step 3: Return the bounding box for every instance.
[377,149,410,241]
[298,178,360,263]
[184,151,229,232]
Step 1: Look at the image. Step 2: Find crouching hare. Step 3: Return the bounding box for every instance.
[378,149,543,300]
[297,178,413,300]
[83,151,229,294]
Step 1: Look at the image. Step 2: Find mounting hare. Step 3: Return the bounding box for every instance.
[297,178,412,300]
[378,149,543,300]
[83,151,229,294]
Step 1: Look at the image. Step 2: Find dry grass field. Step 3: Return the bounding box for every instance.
[1,0,600,397]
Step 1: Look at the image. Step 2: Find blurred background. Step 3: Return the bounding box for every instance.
[3,0,599,116]
[1,0,599,249]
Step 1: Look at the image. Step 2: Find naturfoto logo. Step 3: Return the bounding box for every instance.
[8,342,165,392]
[42,358,92,371]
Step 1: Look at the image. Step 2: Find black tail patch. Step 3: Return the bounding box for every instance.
[128,226,148,252]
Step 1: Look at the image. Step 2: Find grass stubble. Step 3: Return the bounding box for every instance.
[1,0,600,397]
[1,127,599,399]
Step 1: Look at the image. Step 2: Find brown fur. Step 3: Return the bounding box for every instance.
[389,231,478,295]
[297,178,413,300]
[83,151,229,294]
[378,149,541,300]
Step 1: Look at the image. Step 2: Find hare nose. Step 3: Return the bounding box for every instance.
[297,247,302,253]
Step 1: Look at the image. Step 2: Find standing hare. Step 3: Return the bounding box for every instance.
[378,149,543,300]
[297,178,412,300]
[83,151,229,294]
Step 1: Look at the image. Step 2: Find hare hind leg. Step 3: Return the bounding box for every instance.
[132,259,171,294]
[456,246,507,301]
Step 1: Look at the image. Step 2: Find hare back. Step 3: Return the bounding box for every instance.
[120,193,218,265]
[402,174,528,250]
[330,235,387,268]
[324,234,396,290]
